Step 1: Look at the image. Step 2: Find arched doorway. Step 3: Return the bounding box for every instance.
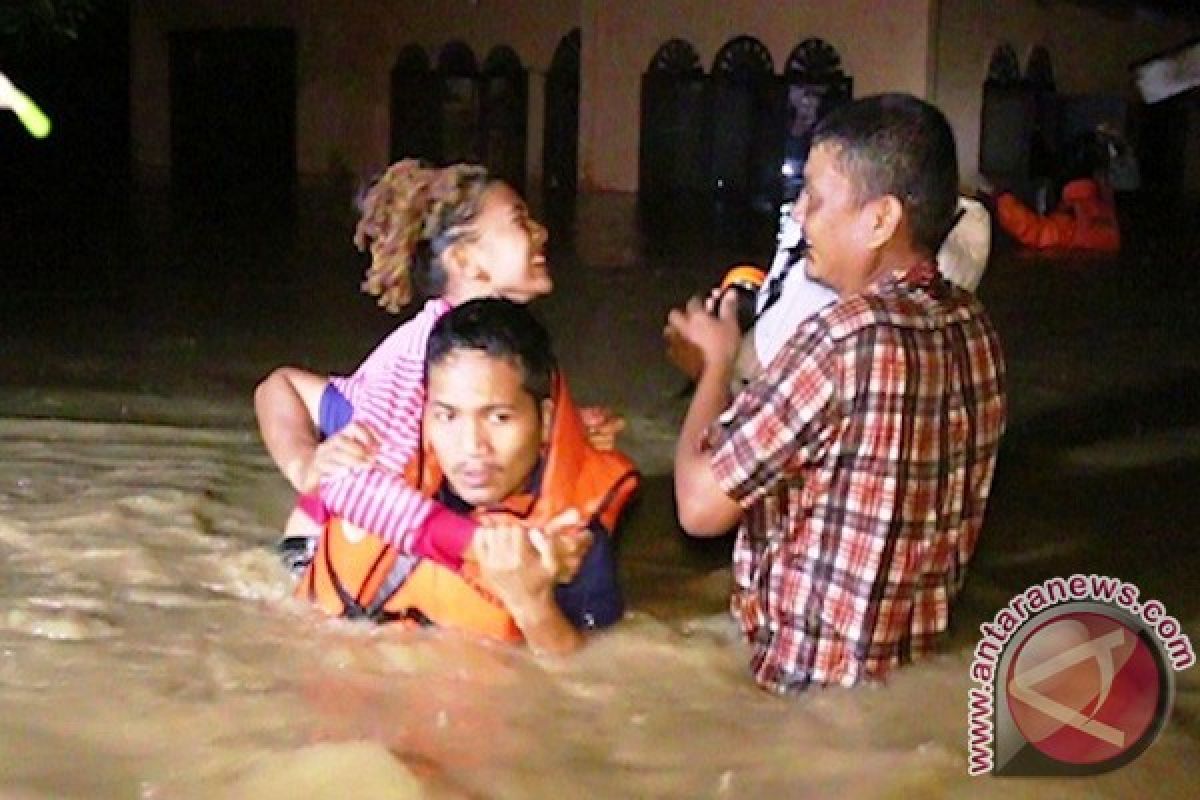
[543,28,580,197]
[481,45,528,192]
[1024,45,1061,199]
[438,40,481,163]
[781,37,852,202]
[1024,45,1055,92]
[389,44,440,163]
[710,35,780,211]
[638,38,706,202]
[986,43,1021,86]
[980,42,1037,185]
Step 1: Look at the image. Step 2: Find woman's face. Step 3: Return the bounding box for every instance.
[462,183,552,303]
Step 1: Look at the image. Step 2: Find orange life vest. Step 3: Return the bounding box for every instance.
[996,179,1120,252]
[297,372,640,642]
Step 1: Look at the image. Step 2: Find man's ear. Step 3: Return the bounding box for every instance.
[540,397,554,444]
[862,194,905,250]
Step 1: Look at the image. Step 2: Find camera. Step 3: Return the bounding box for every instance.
[715,265,766,333]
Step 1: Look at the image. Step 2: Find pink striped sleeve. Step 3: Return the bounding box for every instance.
[318,298,472,564]
[320,467,475,567]
[330,298,449,407]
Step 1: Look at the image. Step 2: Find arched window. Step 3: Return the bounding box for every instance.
[639,37,708,201]
[481,45,527,190]
[389,44,439,163]
[483,45,523,76]
[781,38,853,202]
[712,35,774,83]
[784,37,842,82]
[437,41,481,163]
[1025,45,1055,92]
[710,36,778,203]
[979,42,1037,180]
[648,38,702,76]
[986,43,1020,87]
[437,40,479,76]
[393,43,430,75]
[544,28,581,195]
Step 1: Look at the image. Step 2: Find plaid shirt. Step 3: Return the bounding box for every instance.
[710,263,1006,692]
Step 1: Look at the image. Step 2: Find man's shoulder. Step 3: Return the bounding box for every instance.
[802,291,901,347]
[814,282,993,342]
[814,293,883,340]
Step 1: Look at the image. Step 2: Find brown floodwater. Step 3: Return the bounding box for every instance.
[0,186,1196,797]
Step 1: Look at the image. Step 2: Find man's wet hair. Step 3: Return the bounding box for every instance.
[426,297,556,403]
[812,93,959,256]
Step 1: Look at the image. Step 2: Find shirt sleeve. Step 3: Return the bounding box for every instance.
[329,302,442,409]
[321,466,476,569]
[709,317,841,507]
[995,192,1073,249]
[317,383,354,438]
[318,358,442,558]
[318,302,463,562]
[553,522,624,630]
[330,359,385,411]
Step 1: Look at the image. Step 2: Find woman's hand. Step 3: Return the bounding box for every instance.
[291,421,379,493]
[579,405,627,451]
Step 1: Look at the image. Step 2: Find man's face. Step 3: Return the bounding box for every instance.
[796,142,872,295]
[425,349,546,507]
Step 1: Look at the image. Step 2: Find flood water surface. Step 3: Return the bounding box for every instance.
[0,190,1197,798]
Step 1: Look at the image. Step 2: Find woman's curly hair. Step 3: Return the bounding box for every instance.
[353,160,490,312]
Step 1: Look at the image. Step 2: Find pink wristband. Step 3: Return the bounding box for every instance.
[295,492,330,525]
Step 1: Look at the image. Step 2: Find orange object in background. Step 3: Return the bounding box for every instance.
[996,178,1120,252]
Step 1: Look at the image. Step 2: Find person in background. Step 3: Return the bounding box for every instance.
[666,94,1007,692]
[991,130,1121,252]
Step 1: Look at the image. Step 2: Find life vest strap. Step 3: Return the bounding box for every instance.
[375,607,435,627]
[588,468,641,532]
[321,526,424,625]
[362,554,420,619]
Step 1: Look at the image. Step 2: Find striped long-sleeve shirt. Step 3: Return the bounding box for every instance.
[319,298,474,568]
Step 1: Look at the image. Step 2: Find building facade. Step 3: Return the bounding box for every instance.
[130,0,1192,194]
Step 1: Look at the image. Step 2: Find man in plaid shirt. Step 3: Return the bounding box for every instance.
[666,94,1006,692]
